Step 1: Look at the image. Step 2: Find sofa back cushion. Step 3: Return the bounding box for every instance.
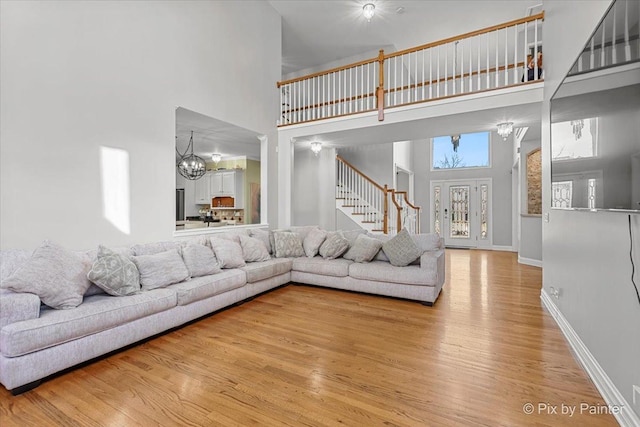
[319,231,350,260]
[272,231,305,258]
[181,244,221,277]
[132,248,190,291]
[0,240,91,309]
[87,245,141,296]
[239,235,271,262]
[209,237,246,268]
[343,234,384,263]
[382,229,423,267]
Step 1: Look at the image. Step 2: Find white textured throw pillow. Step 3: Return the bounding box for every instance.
[303,228,327,257]
[209,237,246,268]
[87,245,140,296]
[343,234,384,263]
[239,235,271,262]
[181,244,221,277]
[319,231,350,260]
[1,240,90,309]
[382,229,424,267]
[250,229,272,254]
[273,231,305,258]
[132,249,190,291]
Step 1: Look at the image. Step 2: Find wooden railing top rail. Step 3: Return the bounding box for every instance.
[385,11,545,59]
[337,155,386,192]
[276,12,544,89]
[397,191,421,210]
[277,56,379,88]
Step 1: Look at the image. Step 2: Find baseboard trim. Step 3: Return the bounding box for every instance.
[492,245,515,252]
[541,289,640,427]
[518,255,542,267]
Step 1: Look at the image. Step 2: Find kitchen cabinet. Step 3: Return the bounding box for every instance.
[194,173,211,204]
[210,170,244,208]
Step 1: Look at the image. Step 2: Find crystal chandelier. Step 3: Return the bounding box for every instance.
[211,153,222,164]
[571,119,584,140]
[311,141,322,156]
[497,122,514,140]
[176,131,206,180]
[363,3,375,22]
[451,135,461,152]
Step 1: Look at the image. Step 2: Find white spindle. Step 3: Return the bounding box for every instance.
[504,27,508,86]
[612,3,617,64]
[601,19,606,67]
[405,53,408,103]
[624,0,631,61]
[461,41,464,93]
[415,51,418,101]
[444,43,448,96]
[590,37,595,69]
[514,24,518,84]
[469,37,473,91]
[394,56,398,106]
[437,45,440,98]
[534,19,539,80]
[523,21,528,82]
[486,32,490,87]
[422,49,425,101]
[429,48,433,99]
[477,36,481,89]
[495,29,499,87]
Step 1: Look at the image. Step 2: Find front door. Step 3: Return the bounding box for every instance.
[431,179,492,248]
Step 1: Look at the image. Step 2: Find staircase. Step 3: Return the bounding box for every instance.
[336,156,420,235]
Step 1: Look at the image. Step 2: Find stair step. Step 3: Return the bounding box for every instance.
[371,229,385,232]
[361,221,378,224]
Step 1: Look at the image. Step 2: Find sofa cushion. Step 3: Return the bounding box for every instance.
[168,270,246,306]
[273,231,305,258]
[382,229,423,267]
[367,233,391,262]
[0,249,32,284]
[349,261,437,286]
[181,244,221,278]
[87,245,141,296]
[250,229,272,254]
[239,235,271,262]
[0,240,91,310]
[0,289,176,357]
[292,257,353,277]
[319,231,349,260]
[209,237,246,268]
[303,228,327,257]
[343,234,383,263]
[240,258,293,283]
[132,249,190,291]
[131,241,181,256]
[412,233,442,252]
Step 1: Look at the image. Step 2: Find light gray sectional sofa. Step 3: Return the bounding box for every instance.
[0,226,445,394]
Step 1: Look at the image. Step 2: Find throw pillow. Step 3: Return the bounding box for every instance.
[289,225,320,242]
[342,229,367,247]
[131,241,182,256]
[303,228,327,257]
[367,233,391,262]
[1,240,90,309]
[239,235,271,262]
[181,244,221,277]
[319,231,350,260]
[132,249,190,291]
[87,245,140,296]
[382,229,424,267]
[343,234,384,263]
[272,231,305,258]
[209,237,246,268]
[250,229,272,254]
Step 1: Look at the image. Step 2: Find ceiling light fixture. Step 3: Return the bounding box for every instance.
[211,153,222,164]
[310,141,322,156]
[176,131,206,180]
[570,119,584,140]
[363,3,375,22]
[497,122,514,140]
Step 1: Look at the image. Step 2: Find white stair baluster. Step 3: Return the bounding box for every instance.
[624,0,631,61]
[504,27,508,86]
[612,3,617,65]
[523,21,528,82]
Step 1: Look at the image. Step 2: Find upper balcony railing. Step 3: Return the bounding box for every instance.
[277,12,544,127]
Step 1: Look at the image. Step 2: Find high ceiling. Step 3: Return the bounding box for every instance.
[269,0,542,76]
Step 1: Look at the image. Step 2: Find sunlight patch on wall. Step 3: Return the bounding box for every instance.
[100,146,131,235]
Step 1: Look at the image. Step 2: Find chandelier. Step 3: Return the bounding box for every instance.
[571,119,584,140]
[497,122,514,140]
[176,131,206,180]
[311,141,322,156]
[451,135,461,152]
[211,153,222,165]
[363,3,375,22]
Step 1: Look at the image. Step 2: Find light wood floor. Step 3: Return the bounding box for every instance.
[0,250,617,426]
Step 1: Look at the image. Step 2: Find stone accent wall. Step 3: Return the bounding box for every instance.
[527,148,542,215]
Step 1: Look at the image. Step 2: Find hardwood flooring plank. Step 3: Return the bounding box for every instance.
[0,250,618,426]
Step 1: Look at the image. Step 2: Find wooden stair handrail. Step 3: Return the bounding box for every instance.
[277,12,544,89]
[385,11,545,59]
[336,155,386,192]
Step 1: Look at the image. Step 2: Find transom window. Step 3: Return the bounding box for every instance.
[431,132,491,170]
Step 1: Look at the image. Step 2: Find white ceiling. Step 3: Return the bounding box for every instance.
[269,0,542,75]
[175,107,261,161]
[177,1,546,159]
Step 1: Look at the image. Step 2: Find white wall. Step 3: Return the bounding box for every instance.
[542,0,640,422]
[0,0,281,250]
[393,141,412,172]
[413,132,513,247]
[338,145,394,189]
[519,140,542,263]
[292,147,336,229]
